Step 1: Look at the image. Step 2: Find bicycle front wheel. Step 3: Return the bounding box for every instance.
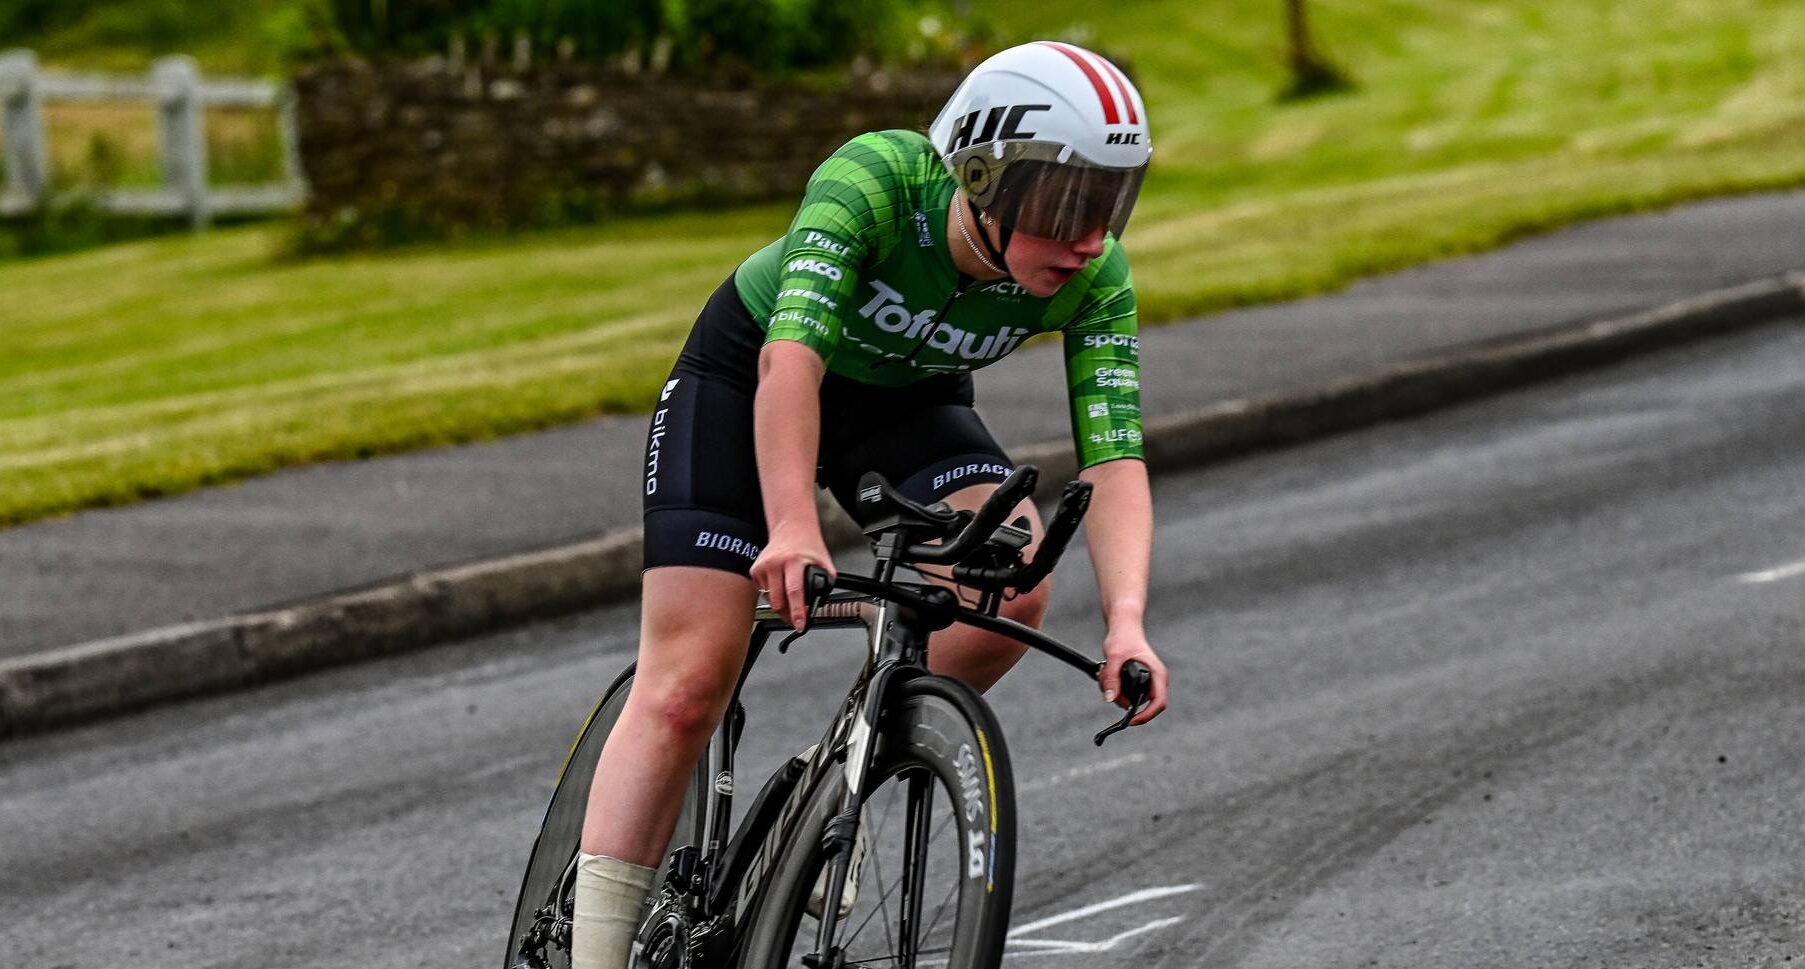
[739,675,1016,969]
[504,664,709,969]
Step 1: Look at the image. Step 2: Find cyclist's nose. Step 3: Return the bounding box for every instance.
[1069,227,1107,259]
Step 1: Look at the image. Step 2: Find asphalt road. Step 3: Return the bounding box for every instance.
[4,318,1803,968]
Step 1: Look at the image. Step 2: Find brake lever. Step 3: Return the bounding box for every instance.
[779,566,838,653]
[1093,660,1154,746]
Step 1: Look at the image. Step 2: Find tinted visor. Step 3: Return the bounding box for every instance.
[970,156,1146,241]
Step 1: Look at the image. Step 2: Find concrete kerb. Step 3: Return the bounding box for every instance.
[2,273,1801,738]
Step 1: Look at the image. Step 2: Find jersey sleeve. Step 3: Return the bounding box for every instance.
[1062,248,1144,468]
[762,134,912,362]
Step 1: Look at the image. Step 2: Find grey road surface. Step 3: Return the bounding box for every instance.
[4,320,1803,968]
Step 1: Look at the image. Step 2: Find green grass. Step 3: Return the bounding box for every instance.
[22,0,302,76]
[6,0,1805,525]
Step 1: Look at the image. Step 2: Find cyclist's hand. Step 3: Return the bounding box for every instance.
[1100,630,1168,726]
[751,525,837,629]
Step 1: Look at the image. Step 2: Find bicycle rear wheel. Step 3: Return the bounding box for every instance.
[738,675,1015,969]
[504,664,710,969]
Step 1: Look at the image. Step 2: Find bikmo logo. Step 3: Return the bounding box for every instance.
[644,380,680,496]
[787,257,843,281]
[860,280,1028,361]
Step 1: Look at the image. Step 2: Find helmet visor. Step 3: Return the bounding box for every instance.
[956,147,1147,241]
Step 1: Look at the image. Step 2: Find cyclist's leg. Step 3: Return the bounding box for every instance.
[571,566,755,969]
[580,566,758,862]
[573,273,768,969]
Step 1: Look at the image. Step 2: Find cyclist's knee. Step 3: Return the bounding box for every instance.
[639,675,734,743]
[633,571,756,743]
[999,579,1050,629]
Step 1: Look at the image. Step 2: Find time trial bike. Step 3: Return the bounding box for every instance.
[506,464,1154,969]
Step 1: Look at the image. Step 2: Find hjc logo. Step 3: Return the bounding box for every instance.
[1106,132,1142,145]
[943,104,1052,153]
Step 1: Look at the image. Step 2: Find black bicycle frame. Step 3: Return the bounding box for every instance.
[670,581,1101,967]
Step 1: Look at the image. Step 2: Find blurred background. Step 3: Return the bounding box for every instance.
[4,0,1804,527]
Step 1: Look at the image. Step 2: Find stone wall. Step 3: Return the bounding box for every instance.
[292,59,960,246]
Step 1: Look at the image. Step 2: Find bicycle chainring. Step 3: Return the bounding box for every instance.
[633,890,731,969]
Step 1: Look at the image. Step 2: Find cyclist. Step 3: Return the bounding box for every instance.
[573,41,1171,968]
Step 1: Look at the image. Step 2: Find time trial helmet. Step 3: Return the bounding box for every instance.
[929,41,1152,241]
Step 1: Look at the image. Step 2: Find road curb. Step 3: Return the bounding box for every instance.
[3,274,1801,738]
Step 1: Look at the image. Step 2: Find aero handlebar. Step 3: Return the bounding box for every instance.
[800,566,1153,746]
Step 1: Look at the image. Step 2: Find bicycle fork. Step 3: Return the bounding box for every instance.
[806,613,934,969]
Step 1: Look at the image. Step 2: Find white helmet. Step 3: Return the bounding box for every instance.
[929,41,1152,241]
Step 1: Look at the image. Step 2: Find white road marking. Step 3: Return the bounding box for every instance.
[1018,753,1149,793]
[918,885,1200,967]
[1738,560,1805,584]
[1007,883,1202,937]
[1005,916,1187,956]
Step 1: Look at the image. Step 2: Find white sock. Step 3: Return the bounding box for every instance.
[572,852,657,969]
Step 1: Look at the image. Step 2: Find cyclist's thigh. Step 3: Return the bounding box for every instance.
[820,391,1047,602]
[642,278,769,578]
[637,277,772,692]
[818,377,1020,518]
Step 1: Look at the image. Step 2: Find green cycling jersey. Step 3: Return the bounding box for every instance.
[734,129,1145,469]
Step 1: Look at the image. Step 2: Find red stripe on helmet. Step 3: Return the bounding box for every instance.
[1038,41,1120,125]
[1098,57,1139,124]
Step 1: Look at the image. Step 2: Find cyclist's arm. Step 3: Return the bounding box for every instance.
[1060,254,1166,721]
[751,340,834,627]
[1079,458,1167,723]
[753,135,909,624]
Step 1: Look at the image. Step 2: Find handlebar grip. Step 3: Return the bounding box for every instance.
[802,565,835,605]
[1119,660,1153,706]
[1094,659,1155,747]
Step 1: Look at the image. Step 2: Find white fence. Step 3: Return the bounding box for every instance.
[0,49,306,228]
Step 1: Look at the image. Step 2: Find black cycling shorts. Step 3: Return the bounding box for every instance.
[642,274,1015,575]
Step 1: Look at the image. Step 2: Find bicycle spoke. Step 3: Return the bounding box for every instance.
[918,876,961,945]
[897,771,933,966]
[846,820,899,954]
[844,948,954,969]
[841,768,967,969]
